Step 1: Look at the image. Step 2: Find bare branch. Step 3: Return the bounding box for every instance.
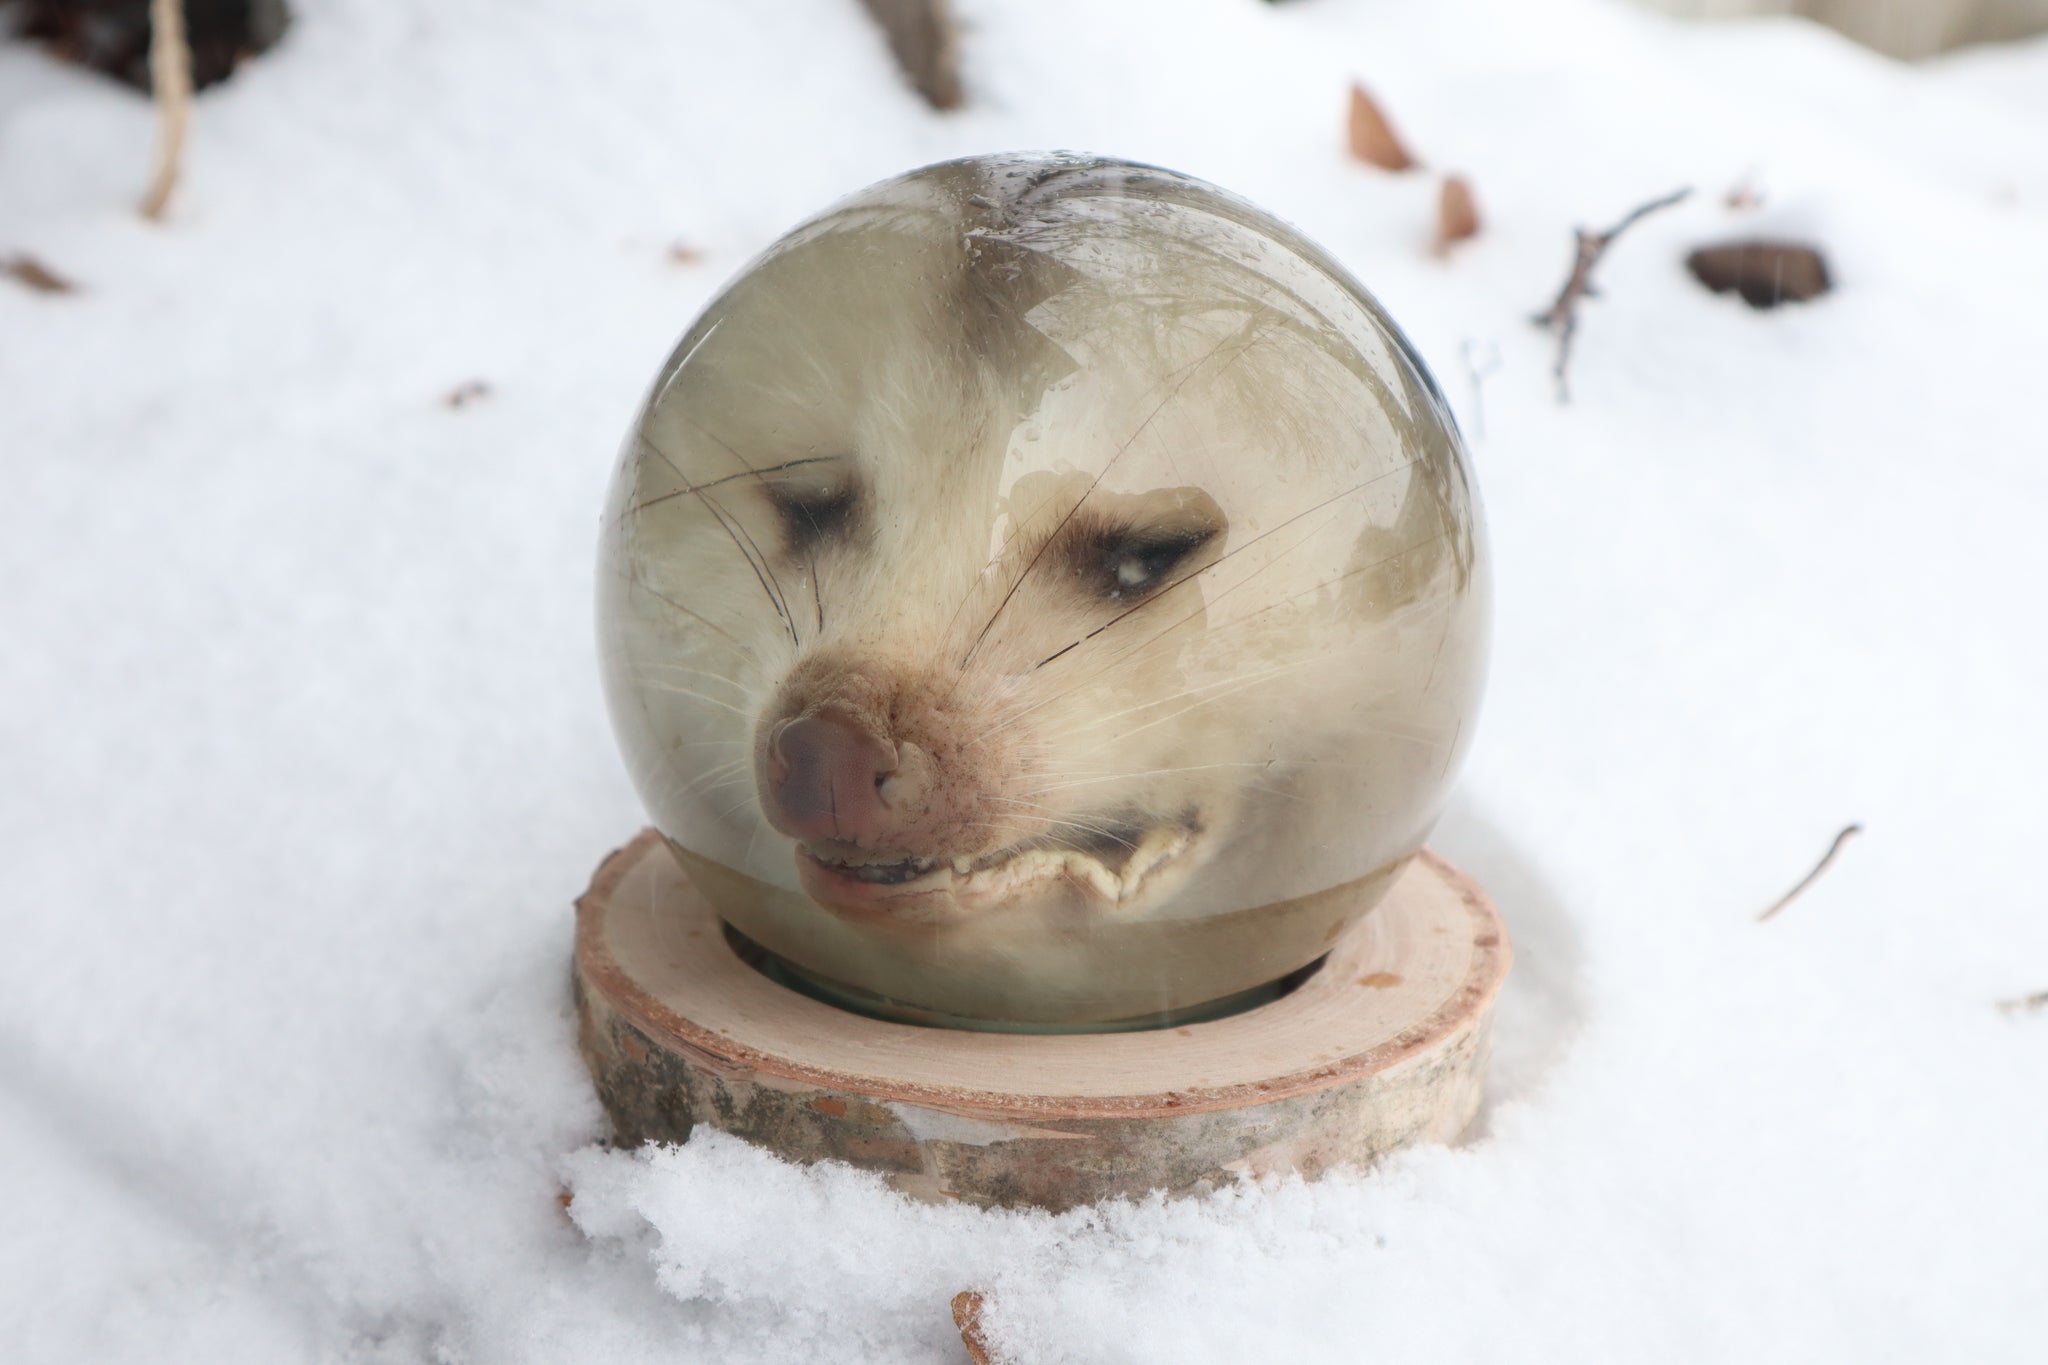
[1532,187,1691,402]
[1756,823,1862,923]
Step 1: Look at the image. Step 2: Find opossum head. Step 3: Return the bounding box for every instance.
[601,156,1485,932]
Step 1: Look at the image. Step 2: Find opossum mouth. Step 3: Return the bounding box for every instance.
[795,812,1200,918]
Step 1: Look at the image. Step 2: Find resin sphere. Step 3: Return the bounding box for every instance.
[598,154,1488,1029]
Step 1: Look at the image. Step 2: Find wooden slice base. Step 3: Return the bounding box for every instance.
[573,829,1511,1211]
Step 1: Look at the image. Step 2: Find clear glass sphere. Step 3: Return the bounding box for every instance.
[598,154,1488,1030]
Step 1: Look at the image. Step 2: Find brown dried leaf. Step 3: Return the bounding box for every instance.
[444,380,492,409]
[1687,240,1831,310]
[4,253,77,294]
[952,1290,994,1365]
[667,241,705,266]
[1997,990,2048,1016]
[1435,175,1479,254]
[1346,83,1416,172]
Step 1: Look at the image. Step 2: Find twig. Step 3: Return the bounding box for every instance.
[952,1290,995,1364]
[444,380,493,409]
[1756,823,1862,922]
[1996,990,2048,1016]
[4,253,77,294]
[1532,187,1690,402]
[1459,338,1500,441]
[139,0,192,221]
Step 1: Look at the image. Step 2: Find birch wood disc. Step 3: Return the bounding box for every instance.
[573,828,1511,1211]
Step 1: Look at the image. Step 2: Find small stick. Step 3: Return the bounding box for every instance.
[1756,823,1862,922]
[1996,990,2048,1016]
[444,379,493,409]
[951,1290,995,1365]
[1459,338,1501,441]
[139,0,193,221]
[4,253,77,294]
[1532,187,1690,403]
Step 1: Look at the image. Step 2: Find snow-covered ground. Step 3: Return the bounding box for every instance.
[4,1,2045,1360]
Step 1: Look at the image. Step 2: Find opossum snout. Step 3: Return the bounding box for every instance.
[762,707,931,846]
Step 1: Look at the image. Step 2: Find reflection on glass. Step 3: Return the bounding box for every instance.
[598,154,1489,1029]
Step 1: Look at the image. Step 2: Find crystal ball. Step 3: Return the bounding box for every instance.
[597,154,1488,1029]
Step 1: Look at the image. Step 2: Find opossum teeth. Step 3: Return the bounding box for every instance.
[1114,825,1194,905]
[810,848,940,884]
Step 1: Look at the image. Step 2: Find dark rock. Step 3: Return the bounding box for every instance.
[16,0,289,93]
[1687,240,1832,309]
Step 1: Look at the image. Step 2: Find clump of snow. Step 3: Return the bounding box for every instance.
[3,1,2045,1361]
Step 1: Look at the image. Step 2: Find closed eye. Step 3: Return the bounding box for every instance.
[761,469,860,555]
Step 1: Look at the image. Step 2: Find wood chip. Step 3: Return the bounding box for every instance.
[1346,83,1416,171]
[1435,174,1479,253]
[1687,240,1831,309]
[952,1290,995,1365]
[4,253,77,294]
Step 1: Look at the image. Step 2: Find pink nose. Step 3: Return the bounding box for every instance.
[762,709,898,845]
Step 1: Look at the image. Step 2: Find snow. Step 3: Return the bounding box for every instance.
[3,0,2045,1360]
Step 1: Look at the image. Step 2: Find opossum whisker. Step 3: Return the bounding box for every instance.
[1211,529,1457,641]
[636,433,800,646]
[701,484,801,642]
[965,810,1142,850]
[625,456,844,518]
[993,614,1325,741]
[622,569,756,657]
[1065,658,1324,734]
[1018,522,1456,741]
[634,682,754,717]
[715,792,763,821]
[678,757,754,797]
[1030,761,1311,791]
[628,662,754,694]
[973,796,1140,840]
[662,418,836,639]
[1084,656,1338,745]
[1031,459,1419,672]
[957,318,1274,672]
[935,482,1066,652]
[998,473,1414,736]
